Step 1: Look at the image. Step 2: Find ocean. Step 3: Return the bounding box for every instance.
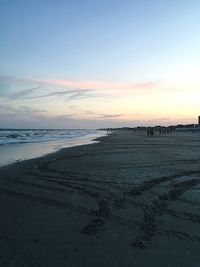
[0,129,106,167]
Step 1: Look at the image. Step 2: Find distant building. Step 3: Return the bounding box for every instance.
[175,116,200,132]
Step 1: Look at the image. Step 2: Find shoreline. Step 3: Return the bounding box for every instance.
[0,133,108,178]
[0,134,109,187]
[0,130,200,266]
[0,130,107,168]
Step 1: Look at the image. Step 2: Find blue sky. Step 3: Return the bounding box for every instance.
[0,0,200,128]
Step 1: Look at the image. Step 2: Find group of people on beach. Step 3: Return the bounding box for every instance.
[159,129,173,135]
[147,128,173,136]
[147,129,154,136]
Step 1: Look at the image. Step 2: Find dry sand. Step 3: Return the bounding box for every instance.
[0,130,200,267]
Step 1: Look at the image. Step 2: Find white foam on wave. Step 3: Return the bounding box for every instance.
[0,129,98,145]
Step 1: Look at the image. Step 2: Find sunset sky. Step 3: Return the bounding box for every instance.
[0,0,200,128]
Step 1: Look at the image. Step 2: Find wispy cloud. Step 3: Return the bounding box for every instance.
[26,89,106,101]
[0,76,109,101]
[69,107,123,120]
[66,91,106,101]
[38,79,157,91]
[0,112,126,129]
[0,75,158,93]
[9,86,41,99]
[97,113,123,119]
[19,89,87,100]
[0,104,46,116]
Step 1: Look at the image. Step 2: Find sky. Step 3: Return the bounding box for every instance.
[0,0,200,129]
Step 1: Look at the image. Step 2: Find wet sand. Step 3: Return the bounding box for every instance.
[0,130,200,267]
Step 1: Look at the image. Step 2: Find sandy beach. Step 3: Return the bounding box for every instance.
[0,130,200,267]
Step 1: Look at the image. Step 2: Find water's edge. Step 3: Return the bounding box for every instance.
[0,130,107,168]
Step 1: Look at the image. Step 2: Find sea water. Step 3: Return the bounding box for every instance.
[0,129,106,167]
